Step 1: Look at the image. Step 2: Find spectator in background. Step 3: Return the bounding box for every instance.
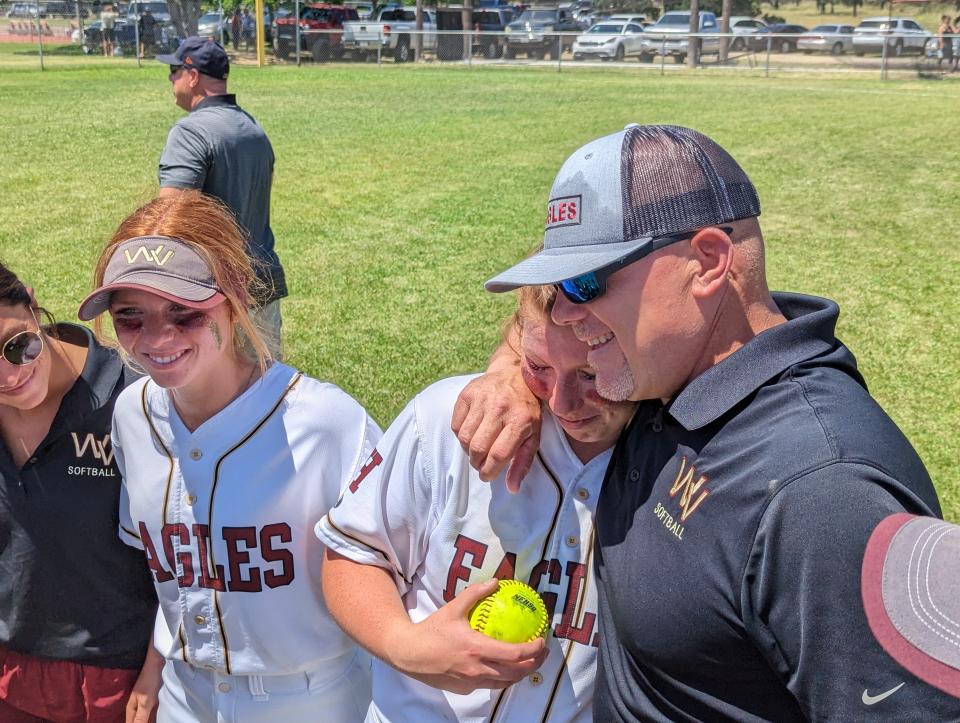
[953,15,959,71]
[230,7,241,50]
[100,2,117,56]
[937,15,953,70]
[138,6,156,58]
[154,37,287,353]
[242,6,254,50]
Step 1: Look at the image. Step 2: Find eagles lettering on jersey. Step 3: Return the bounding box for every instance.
[445,534,599,647]
[138,521,295,591]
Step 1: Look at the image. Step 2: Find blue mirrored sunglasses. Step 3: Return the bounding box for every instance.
[556,227,732,304]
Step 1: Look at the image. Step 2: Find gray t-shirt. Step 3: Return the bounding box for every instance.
[158,93,286,302]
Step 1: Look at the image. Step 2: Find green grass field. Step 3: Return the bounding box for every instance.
[0,56,957,520]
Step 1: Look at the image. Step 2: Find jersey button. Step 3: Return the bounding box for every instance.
[185,494,196,506]
[194,615,205,625]
[575,487,589,501]
[190,449,202,460]
[529,672,543,685]
[565,535,578,548]
[217,682,231,693]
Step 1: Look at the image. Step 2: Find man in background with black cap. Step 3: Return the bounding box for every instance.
[456,124,959,720]
[155,37,286,355]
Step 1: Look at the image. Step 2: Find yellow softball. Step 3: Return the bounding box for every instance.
[468,579,548,644]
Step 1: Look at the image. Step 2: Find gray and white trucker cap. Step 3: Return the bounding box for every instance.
[78,235,225,320]
[485,124,761,292]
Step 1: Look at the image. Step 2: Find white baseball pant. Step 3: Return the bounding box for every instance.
[157,648,371,722]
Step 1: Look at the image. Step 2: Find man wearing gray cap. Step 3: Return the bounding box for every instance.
[456,125,958,719]
[155,36,286,354]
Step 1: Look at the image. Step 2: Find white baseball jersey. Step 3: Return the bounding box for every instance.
[316,374,608,723]
[113,362,381,677]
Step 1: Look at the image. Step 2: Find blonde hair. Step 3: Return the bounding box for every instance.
[91,191,272,373]
[500,284,557,354]
[499,241,557,351]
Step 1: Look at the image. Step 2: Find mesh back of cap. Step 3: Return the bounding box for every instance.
[621,125,760,242]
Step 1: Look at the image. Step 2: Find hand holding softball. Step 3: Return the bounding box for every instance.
[388,578,548,695]
[468,579,549,644]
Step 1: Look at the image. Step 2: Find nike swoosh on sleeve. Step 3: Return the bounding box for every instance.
[862,682,906,705]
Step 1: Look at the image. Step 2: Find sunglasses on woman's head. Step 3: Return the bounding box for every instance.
[1,310,44,366]
[555,227,732,305]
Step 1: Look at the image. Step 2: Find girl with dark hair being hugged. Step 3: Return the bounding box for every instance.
[81,191,377,723]
[0,264,156,721]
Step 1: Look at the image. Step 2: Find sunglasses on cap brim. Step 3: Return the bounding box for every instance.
[2,309,45,366]
[556,226,732,305]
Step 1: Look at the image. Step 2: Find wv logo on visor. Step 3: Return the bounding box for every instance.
[70,433,115,467]
[124,245,174,266]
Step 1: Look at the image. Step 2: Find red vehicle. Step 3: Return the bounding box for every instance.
[272,3,359,61]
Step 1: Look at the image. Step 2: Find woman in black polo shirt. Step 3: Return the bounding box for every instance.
[0,262,156,722]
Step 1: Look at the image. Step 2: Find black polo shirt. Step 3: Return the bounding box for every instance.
[594,293,959,721]
[0,324,155,669]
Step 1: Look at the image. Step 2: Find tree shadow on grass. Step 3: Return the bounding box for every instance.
[14,43,85,56]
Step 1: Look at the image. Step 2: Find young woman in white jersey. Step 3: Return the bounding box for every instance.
[318,283,637,722]
[80,191,378,723]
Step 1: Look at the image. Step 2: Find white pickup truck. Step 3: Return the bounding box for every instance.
[341,7,436,62]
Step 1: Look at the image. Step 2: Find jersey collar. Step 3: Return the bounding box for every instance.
[667,292,848,431]
[192,93,238,112]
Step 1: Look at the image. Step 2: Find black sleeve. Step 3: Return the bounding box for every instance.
[741,462,960,721]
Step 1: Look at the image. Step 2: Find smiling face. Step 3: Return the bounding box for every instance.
[0,303,51,411]
[520,314,635,462]
[552,243,706,403]
[108,289,235,392]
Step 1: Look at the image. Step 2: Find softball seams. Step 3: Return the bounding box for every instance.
[472,580,549,642]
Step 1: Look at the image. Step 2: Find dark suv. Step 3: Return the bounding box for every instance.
[503,6,581,59]
[435,5,515,59]
[273,3,359,61]
[474,7,515,58]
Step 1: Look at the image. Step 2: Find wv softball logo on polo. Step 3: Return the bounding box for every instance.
[653,456,710,540]
[123,245,174,266]
[68,432,117,477]
[546,195,581,230]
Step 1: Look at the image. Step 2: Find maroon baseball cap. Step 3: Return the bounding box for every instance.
[861,513,960,698]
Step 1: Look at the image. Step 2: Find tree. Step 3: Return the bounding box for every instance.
[166,0,202,36]
[839,0,862,16]
[687,0,699,66]
[697,0,760,17]
[718,0,731,62]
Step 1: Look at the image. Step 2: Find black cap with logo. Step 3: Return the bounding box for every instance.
[156,36,229,79]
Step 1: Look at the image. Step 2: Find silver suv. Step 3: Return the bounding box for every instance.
[852,17,931,56]
[638,11,719,63]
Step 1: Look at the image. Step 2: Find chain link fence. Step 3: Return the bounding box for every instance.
[2,1,956,80]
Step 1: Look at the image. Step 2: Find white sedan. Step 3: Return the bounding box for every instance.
[573,21,646,61]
